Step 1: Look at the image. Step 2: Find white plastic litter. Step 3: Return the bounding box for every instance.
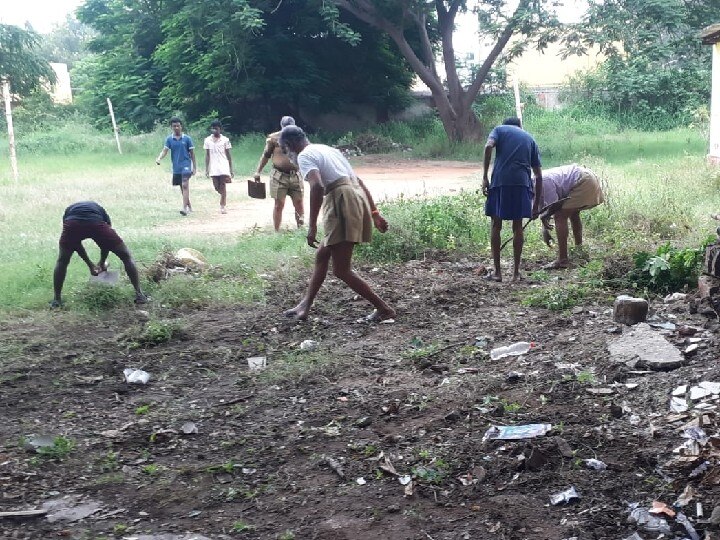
[123,368,150,384]
[490,341,535,360]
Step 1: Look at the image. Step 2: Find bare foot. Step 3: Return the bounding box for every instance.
[284,301,309,320]
[482,272,502,282]
[511,273,524,282]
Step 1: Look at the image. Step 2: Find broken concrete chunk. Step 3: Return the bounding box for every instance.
[608,323,684,371]
[613,295,649,326]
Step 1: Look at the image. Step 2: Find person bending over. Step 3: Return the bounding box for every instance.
[51,201,147,307]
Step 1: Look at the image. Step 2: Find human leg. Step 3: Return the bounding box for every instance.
[511,219,525,280]
[284,245,332,319]
[52,246,74,306]
[546,210,570,269]
[181,177,191,212]
[111,243,147,302]
[291,195,304,227]
[273,197,286,231]
[490,217,503,281]
[569,210,583,246]
[330,242,395,318]
[212,177,227,209]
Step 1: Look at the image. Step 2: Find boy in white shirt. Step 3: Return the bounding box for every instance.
[279,126,395,322]
[203,120,234,214]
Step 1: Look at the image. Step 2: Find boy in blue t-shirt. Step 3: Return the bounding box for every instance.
[156,117,197,216]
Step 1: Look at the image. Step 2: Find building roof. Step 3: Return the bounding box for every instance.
[701,23,720,45]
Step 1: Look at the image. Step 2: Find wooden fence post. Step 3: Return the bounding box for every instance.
[107,97,122,154]
[3,79,19,182]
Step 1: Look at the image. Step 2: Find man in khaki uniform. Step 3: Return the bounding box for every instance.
[254,116,305,230]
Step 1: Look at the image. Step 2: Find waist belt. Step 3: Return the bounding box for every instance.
[272,166,297,175]
[324,177,353,196]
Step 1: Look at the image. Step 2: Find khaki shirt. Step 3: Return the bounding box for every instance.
[263,131,297,173]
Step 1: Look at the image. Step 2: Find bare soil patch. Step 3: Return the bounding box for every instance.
[2,253,720,539]
[157,158,481,235]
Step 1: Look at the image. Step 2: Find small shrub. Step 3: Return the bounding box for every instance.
[629,242,709,293]
[139,319,183,346]
[74,282,130,311]
[522,284,588,311]
[37,436,76,460]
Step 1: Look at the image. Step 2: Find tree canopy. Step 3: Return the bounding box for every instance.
[75,0,415,133]
[0,24,56,97]
[562,0,716,122]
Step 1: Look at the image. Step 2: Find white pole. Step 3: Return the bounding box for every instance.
[107,97,122,154]
[513,77,523,127]
[709,43,720,165]
[3,79,19,182]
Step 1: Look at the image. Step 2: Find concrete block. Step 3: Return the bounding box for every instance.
[613,295,649,326]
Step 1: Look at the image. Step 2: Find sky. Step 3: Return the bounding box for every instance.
[2,0,586,36]
[0,0,84,33]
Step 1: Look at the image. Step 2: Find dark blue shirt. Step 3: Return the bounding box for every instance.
[63,201,111,225]
[164,134,195,175]
[488,125,541,188]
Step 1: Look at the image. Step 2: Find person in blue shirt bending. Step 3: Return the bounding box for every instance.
[156,117,197,216]
[482,117,543,282]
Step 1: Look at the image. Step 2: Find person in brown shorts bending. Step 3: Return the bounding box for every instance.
[51,201,147,307]
[278,126,395,322]
[254,116,304,230]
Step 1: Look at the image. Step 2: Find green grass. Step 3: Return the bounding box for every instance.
[0,112,718,311]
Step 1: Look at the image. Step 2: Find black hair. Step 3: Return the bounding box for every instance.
[502,117,522,127]
[210,120,223,129]
[279,125,307,147]
[170,117,183,126]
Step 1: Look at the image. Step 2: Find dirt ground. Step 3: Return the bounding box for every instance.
[1,250,719,539]
[157,157,481,235]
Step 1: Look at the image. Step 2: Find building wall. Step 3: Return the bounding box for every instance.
[49,63,72,104]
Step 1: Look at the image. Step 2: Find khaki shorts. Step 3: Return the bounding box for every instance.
[270,168,303,202]
[322,178,373,246]
[563,168,605,211]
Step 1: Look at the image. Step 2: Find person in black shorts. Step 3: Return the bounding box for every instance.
[52,201,147,307]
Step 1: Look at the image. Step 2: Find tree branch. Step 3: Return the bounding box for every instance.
[464,0,529,107]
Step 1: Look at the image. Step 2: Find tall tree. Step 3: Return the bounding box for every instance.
[328,1,559,142]
[0,24,56,97]
[38,15,94,69]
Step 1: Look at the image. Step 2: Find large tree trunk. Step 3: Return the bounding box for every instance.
[434,92,484,143]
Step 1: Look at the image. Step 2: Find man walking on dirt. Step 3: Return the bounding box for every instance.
[51,201,147,307]
[156,117,197,216]
[254,116,305,230]
[538,164,605,269]
[483,117,543,282]
[278,126,395,322]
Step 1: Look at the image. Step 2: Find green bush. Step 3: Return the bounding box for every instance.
[629,242,710,293]
[74,282,132,311]
[358,192,489,262]
[522,284,589,311]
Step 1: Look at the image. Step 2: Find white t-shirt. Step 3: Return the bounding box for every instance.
[203,135,232,177]
[297,144,355,188]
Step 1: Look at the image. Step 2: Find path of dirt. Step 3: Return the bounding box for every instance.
[157,158,481,235]
[1,253,719,540]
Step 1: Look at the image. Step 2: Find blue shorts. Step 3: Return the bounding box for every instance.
[172,173,191,186]
[485,185,533,220]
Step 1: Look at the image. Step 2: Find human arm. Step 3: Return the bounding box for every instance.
[305,170,324,248]
[357,176,388,233]
[189,148,197,176]
[225,147,234,177]
[482,139,495,196]
[156,147,168,164]
[97,248,110,272]
[254,140,273,181]
[205,149,210,177]
[532,166,543,216]
[76,243,99,275]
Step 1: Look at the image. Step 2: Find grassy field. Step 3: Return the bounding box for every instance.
[0,113,718,312]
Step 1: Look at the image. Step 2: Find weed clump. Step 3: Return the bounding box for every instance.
[629,242,709,293]
[74,282,130,311]
[522,284,589,312]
